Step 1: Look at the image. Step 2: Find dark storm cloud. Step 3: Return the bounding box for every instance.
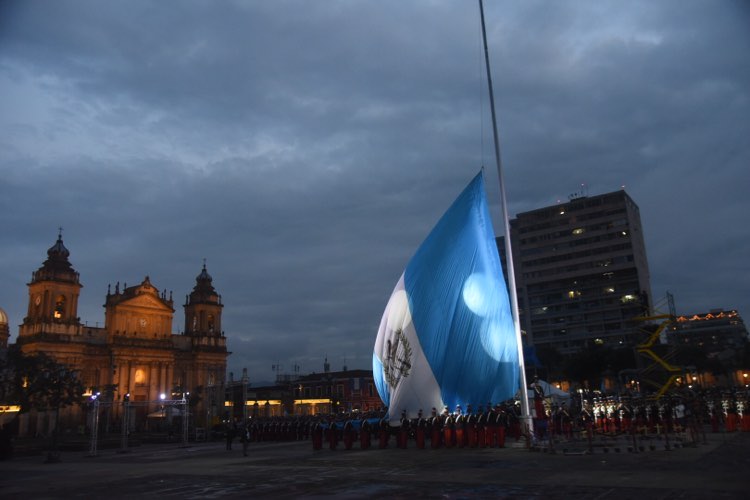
[1,0,748,381]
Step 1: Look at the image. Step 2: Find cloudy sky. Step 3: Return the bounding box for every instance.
[1,0,748,383]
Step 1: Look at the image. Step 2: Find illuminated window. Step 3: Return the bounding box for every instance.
[568,290,581,299]
[604,287,615,294]
[572,228,585,235]
[594,338,604,345]
[621,294,636,303]
[54,295,66,319]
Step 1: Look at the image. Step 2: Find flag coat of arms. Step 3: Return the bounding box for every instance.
[373,172,519,422]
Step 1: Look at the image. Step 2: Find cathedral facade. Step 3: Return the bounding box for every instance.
[14,232,229,435]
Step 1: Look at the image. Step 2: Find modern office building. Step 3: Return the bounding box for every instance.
[505,189,653,354]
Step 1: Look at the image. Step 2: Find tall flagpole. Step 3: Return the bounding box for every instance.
[478,0,533,440]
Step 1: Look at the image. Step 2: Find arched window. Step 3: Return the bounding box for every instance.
[54,295,66,319]
[207,314,215,333]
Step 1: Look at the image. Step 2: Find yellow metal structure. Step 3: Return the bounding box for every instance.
[632,293,681,399]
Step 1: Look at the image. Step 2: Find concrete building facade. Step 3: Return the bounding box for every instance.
[507,190,653,354]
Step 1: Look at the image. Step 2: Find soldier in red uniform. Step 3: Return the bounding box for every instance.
[415,410,426,449]
[508,402,522,441]
[454,405,465,448]
[430,408,442,449]
[560,402,572,439]
[398,411,409,449]
[343,418,355,450]
[312,419,323,451]
[327,418,339,450]
[378,416,390,449]
[532,378,547,439]
[359,416,372,449]
[496,404,507,448]
[466,405,477,447]
[484,403,497,447]
[442,407,455,448]
[476,405,486,448]
[726,397,739,432]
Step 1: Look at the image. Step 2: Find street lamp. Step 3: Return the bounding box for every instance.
[120,393,130,453]
[182,391,190,447]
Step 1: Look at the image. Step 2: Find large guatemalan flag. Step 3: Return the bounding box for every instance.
[373,172,519,423]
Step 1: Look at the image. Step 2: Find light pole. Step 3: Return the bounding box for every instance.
[182,391,190,447]
[88,393,101,457]
[119,393,130,453]
[242,368,249,424]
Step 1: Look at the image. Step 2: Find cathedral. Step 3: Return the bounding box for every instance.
[11,232,229,435]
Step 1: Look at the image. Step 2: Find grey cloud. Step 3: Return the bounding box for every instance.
[1,0,748,380]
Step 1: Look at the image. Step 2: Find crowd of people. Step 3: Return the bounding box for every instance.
[220,386,750,453]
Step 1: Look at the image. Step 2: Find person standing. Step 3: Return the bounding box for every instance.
[312,419,323,451]
[328,418,339,451]
[343,418,355,450]
[430,408,442,449]
[225,419,236,451]
[466,405,477,448]
[240,421,250,457]
[378,415,390,449]
[496,404,508,448]
[360,416,372,450]
[532,378,547,439]
[476,406,486,448]
[454,406,465,448]
[414,410,426,449]
[398,411,410,449]
[484,404,497,447]
[442,407,455,448]
[560,403,572,440]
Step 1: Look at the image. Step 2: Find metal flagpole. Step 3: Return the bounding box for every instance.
[478,0,534,441]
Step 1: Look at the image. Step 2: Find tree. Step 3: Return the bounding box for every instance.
[0,346,84,462]
[0,346,83,415]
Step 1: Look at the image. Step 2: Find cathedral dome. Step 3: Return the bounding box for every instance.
[0,307,7,326]
[187,262,220,305]
[196,264,212,283]
[32,231,79,284]
[47,233,70,260]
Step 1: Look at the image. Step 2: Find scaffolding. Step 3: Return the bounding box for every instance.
[631,292,681,400]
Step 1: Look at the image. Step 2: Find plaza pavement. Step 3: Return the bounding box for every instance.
[0,430,747,499]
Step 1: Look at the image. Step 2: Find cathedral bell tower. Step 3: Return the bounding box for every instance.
[184,262,223,337]
[19,230,83,337]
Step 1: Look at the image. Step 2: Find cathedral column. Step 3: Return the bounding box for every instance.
[166,363,174,398]
[149,362,159,402]
[160,363,167,397]
[116,360,126,418]
[129,363,136,397]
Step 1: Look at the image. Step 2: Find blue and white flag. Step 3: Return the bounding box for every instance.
[373,172,519,423]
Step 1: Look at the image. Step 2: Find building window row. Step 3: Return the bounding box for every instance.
[519,206,627,232]
[520,232,631,261]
